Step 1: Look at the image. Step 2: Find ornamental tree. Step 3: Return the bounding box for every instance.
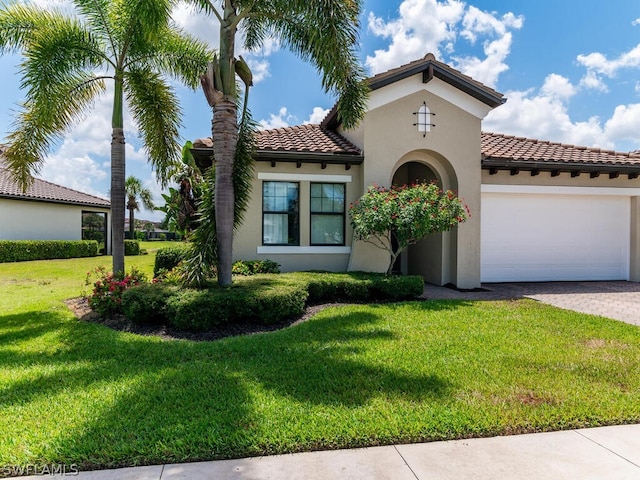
[349,183,469,274]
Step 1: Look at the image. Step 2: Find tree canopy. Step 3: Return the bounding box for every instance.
[349,183,469,274]
[0,0,212,272]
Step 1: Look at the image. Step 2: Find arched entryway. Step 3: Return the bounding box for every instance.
[391,154,458,286]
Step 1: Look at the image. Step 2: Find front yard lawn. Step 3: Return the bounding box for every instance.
[0,257,639,471]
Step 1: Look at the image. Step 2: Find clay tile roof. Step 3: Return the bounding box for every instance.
[0,156,110,208]
[257,124,361,154]
[481,132,640,168]
[193,124,362,156]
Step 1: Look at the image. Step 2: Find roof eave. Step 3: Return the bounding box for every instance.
[482,158,640,177]
[0,193,111,208]
[190,148,364,171]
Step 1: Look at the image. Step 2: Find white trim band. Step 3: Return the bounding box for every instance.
[481,184,640,196]
[258,172,352,183]
[257,246,352,255]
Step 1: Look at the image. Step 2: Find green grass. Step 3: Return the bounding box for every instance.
[1,255,639,470]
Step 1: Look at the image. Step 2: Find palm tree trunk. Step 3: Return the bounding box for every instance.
[111,74,125,274]
[129,205,135,239]
[111,127,126,273]
[213,99,238,286]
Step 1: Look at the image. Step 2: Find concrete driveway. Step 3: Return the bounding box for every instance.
[422,281,640,326]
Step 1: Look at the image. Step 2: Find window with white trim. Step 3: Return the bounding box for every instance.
[310,183,345,245]
[262,181,299,245]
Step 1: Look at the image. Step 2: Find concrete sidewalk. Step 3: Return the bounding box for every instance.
[22,424,640,479]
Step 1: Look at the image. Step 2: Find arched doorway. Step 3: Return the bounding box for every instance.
[391,157,458,286]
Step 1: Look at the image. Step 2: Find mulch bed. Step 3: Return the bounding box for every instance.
[64,297,344,342]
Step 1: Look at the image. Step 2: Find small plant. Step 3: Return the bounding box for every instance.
[232,259,280,276]
[124,239,141,256]
[154,245,190,277]
[85,266,148,317]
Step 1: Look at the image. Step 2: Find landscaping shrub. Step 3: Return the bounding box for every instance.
[154,244,190,276]
[86,266,148,317]
[232,259,280,276]
[287,271,424,303]
[121,283,177,324]
[369,274,425,300]
[124,239,141,256]
[0,240,98,263]
[137,276,309,331]
[120,272,421,332]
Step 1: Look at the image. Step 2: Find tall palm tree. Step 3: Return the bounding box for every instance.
[0,0,212,273]
[125,176,155,239]
[191,0,370,286]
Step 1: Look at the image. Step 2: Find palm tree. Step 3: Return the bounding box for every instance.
[0,0,212,273]
[125,176,155,240]
[191,0,370,285]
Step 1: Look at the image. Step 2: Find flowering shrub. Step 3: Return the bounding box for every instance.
[85,266,148,317]
[349,182,468,274]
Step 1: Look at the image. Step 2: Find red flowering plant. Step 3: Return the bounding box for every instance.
[349,182,469,274]
[85,265,148,317]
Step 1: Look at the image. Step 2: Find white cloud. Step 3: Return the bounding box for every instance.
[304,107,330,125]
[452,32,513,88]
[38,153,108,199]
[633,18,640,26]
[540,73,576,100]
[577,44,640,90]
[245,58,271,84]
[365,0,522,90]
[482,74,640,151]
[603,103,640,145]
[461,6,523,44]
[366,0,466,74]
[172,2,219,49]
[258,107,295,130]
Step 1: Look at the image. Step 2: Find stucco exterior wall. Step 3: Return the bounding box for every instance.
[0,199,110,242]
[347,84,486,288]
[232,161,363,272]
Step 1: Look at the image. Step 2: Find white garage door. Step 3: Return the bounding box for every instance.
[481,192,630,282]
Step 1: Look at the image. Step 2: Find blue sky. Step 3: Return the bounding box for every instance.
[1,0,640,221]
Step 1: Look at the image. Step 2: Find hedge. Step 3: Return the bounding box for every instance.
[0,240,98,263]
[154,244,190,276]
[121,272,424,332]
[124,239,141,256]
[285,271,425,303]
[122,275,308,331]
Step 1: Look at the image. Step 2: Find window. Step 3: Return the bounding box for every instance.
[263,181,299,245]
[82,211,107,255]
[310,183,345,245]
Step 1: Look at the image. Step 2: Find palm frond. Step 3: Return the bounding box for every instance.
[72,0,117,58]
[0,3,62,53]
[124,67,182,187]
[247,0,368,129]
[4,71,105,190]
[135,24,213,90]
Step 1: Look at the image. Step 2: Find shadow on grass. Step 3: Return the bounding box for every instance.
[0,301,465,468]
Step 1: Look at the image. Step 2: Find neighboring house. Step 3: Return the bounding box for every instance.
[0,149,111,253]
[192,54,640,288]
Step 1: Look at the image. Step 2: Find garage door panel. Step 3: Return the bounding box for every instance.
[481,193,630,282]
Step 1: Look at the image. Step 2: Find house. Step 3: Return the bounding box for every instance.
[192,54,640,288]
[0,148,111,253]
